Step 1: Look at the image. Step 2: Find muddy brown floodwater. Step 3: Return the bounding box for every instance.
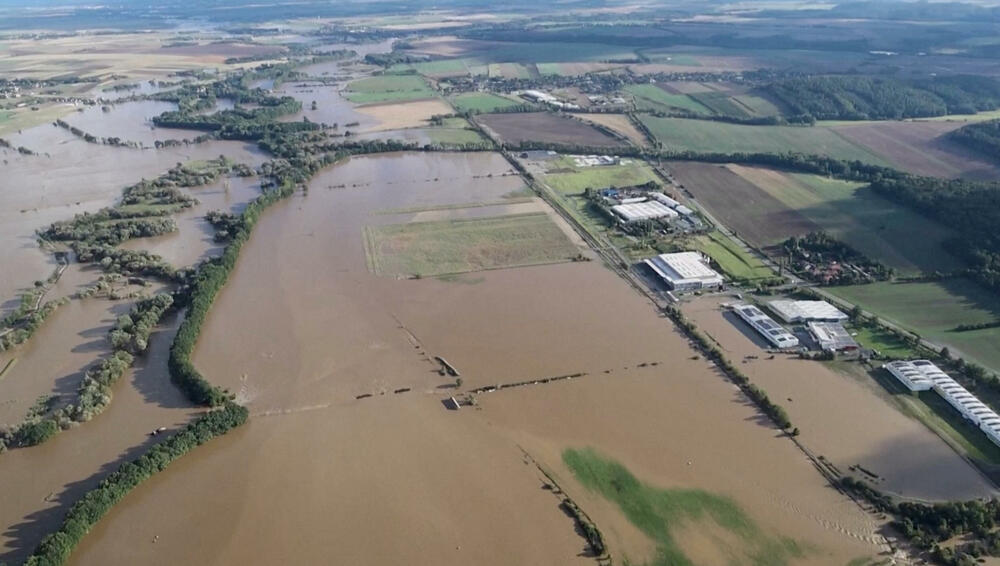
[67,152,888,566]
[0,312,196,565]
[0,127,266,314]
[683,295,997,501]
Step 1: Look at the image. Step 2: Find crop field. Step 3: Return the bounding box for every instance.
[363,212,578,277]
[831,121,1000,180]
[726,165,963,274]
[731,94,782,116]
[564,448,804,566]
[829,279,1000,373]
[692,230,775,282]
[688,91,752,117]
[344,74,437,104]
[668,161,816,246]
[542,160,659,194]
[639,116,889,165]
[478,112,626,148]
[389,58,473,78]
[450,92,525,113]
[536,62,624,76]
[426,118,486,145]
[488,62,533,78]
[626,84,711,114]
[576,113,649,145]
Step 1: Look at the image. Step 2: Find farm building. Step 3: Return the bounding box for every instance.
[733,303,799,348]
[807,321,858,352]
[644,251,723,291]
[768,300,848,323]
[884,360,1000,447]
[612,200,678,223]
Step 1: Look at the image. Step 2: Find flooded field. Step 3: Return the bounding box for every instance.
[59,100,179,147]
[0,129,265,313]
[0,312,196,566]
[274,81,378,131]
[67,152,888,566]
[682,295,997,501]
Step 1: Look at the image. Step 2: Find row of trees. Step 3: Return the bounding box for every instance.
[841,476,1000,564]
[23,402,248,566]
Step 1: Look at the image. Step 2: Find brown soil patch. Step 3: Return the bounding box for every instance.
[478,112,625,148]
[573,113,648,145]
[668,161,816,246]
[832,120,1000,180]
[357,99,454,132]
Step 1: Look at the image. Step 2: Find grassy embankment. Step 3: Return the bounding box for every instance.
[563,447,804,566]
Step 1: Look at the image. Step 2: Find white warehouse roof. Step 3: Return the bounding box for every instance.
[733,303,799,349]
[611,200,677,223]
[768,300,848,323]
[643,251,723,290]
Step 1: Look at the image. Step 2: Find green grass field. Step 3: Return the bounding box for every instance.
[363,212,578,277]
[731,95,782,117]
[830,279,1000,373]
[564,448,804,566]
[731,168,962,275]
[626,84,711,115]
[344,74,437,104]
[450,92,525,113]
[693,230,775,282]
[389,59,471,77]
[851,325,917,359]
[426,125,486,146]
[638,116,889,165]
[689,91,751,118]
[542,161,660,194]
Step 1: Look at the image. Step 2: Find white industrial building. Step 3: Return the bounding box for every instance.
[807,321,858,352]
[649,192,680,208]
[733,303,799,348]
[644,251,723,291]
[611,200,678,223]
[884,360,1000,447]
[768,300,848,323]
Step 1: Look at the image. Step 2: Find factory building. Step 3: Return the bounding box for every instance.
[732,303,799,348]
[768,300,848,323]
[884,360,1000,447]
[643,251,723,291]
[807,321,858,352]
[611,200,678,223]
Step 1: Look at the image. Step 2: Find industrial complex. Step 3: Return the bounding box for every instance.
[732,303,800,348]
[768,300,848,323]
[808,321,859,352]
[644,252,723,291]
[885,360,1000,448]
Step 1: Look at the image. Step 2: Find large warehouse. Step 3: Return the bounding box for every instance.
[885,360,1000,447]
[611,200,678,223]
[733,303,799,348]
[643,251,723,291]
[768,300,848,323]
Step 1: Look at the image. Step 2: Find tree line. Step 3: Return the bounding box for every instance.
[951,119,1000,164]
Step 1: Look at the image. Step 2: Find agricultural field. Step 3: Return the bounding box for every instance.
[426,117,487,145]
[356,98,454,131]
[541,159,659,194]
[830,120,1000,180]
[692,230,776,283]
[640,116,889,165]
[450,92,525,113]
[478,112,626,148]
[363,212,579,277]
[829,279,1000,374]
[536,62,624,76]
[344,74,437,104]
[388,58,473,78]
[575,113,649,145]
[724,165,963,275]
[487,62,533,79]
[626,84,712,115]
[403,37,638,63]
